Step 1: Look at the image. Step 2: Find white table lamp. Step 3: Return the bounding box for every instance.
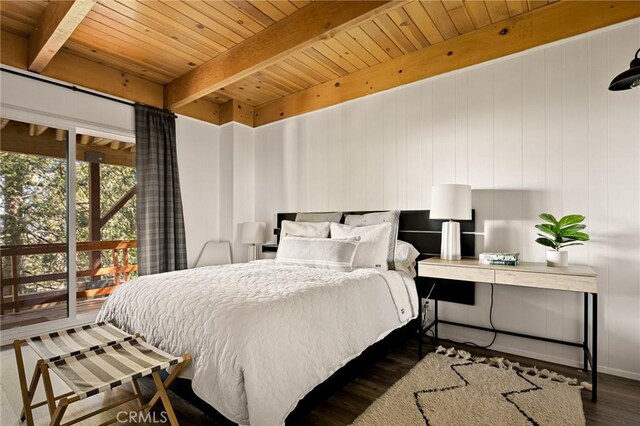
[240,222,266,261]
[430,184,472,260]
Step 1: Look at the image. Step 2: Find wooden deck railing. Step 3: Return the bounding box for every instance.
[0,240,137,314]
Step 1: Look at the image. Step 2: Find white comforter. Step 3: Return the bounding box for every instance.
[96,260,417,425]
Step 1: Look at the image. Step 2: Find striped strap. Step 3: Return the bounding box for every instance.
[26,322,134,362]
[47,338,182,400]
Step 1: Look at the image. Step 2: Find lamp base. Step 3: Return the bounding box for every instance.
[247,244,260,262]
[440,221,461,260]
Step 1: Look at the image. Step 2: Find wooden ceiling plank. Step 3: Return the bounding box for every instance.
[443,1,476,34]
[252,70,298,94]
[334,32,380,67]
[1,15,33,38]
[269,1,299,16]
[1,119,10,130]
[388,7,430,50]
[243,73,290,98]
[484,0,511,22]
[97,1,222,58]
[261,67,309,91]
[77,16,206,72]
[290,1,311,9]
[373,14,417,54]
[71,27,187,78]
[164,1,404,109]
[144,0,236,50]
[402,2,444,45]
[276,58,325,86]
[204,1,265,34]
[254,0,640,127]
[311,44,359,74]
[1,7,38,29]
[359,20,405,59]
[229,1,276,27]
[248,1,287,22]
[420,1,459,39]
[463,0,492,28]
[160,1,245,46]
[114,0,226,54]
[186,1,255,40]
[28,0,96,72]
[61,43,172,83]
[345,26,393,63]
[282,57,330,85]
[267,63,315,89]
[90,4,211,63]
[1,1,45,26]
[322,38,370,71]
[506,0,530,17]
[291,51,343,80]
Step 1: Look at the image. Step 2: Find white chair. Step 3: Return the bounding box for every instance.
[194,241,232,268]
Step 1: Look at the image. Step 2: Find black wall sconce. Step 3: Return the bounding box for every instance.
[609,48,640,91]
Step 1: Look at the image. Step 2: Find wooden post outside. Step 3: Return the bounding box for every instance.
[12,254,19,313]
[112,249,120,286]
[123,247,130,281]
[88,162,101,289]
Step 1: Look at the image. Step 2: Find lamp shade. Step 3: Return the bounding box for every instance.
[240,222,266,244]
[609,48,640,91]
[430,184,472,220]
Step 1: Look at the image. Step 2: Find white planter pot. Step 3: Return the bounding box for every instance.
[546,250,568,267]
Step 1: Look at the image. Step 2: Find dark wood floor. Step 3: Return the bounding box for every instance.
[140,332,640,426]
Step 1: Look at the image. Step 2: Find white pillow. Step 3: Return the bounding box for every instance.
[276,235,360,271]
[330,222,393,270]
[344,210,400,269]
[281,220,330,238]
[395,240,420,267]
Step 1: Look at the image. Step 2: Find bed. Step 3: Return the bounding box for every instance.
[96,210,475,425]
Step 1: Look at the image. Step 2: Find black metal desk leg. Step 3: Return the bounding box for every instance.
[592,293,598,402]
[418,297,423,359]
[434,298,439,342]
[583,293,589,372]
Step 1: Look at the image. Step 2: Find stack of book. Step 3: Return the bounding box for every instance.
[479,253,520,266]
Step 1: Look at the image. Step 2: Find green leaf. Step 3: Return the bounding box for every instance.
[535,224,557,236]
[563,231,590,241]
[536,237,558,249]
[539,213,558,225]
[558,214,585,227]
[558,224,586,237]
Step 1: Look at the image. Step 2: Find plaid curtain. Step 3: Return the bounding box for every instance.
[135,104,187,275]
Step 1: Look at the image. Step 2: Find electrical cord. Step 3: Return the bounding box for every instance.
[460,283,498,349]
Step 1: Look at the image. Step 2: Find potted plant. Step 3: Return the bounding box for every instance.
[535,213,590,267]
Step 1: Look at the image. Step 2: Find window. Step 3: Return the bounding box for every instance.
[0,117,136,332]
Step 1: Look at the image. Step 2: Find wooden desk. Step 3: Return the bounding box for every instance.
[417,258,599,402]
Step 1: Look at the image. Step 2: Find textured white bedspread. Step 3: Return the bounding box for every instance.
[96,260,417,425]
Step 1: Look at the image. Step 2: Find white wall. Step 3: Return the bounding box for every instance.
[254,20,640,380]
[175,115,222,267]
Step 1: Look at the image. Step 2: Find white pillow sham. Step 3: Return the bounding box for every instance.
[394,240,420,277]
[330,222,393,270]
[344,210,400,270]
[275,235,360,271]
[281,220,330,238]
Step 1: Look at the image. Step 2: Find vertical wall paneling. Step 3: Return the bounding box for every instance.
[252,20,640,380]
[605,22,640,376]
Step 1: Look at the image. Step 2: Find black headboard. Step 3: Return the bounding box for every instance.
[271,210,476,306]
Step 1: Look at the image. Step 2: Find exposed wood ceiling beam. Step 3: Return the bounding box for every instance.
[164,1,406,109]
[219,100,255,127]
[254,1,640,127]
[1,30,221,125]
[28,0,96,73]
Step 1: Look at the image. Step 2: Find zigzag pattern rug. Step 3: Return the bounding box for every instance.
[352,347,585,426]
